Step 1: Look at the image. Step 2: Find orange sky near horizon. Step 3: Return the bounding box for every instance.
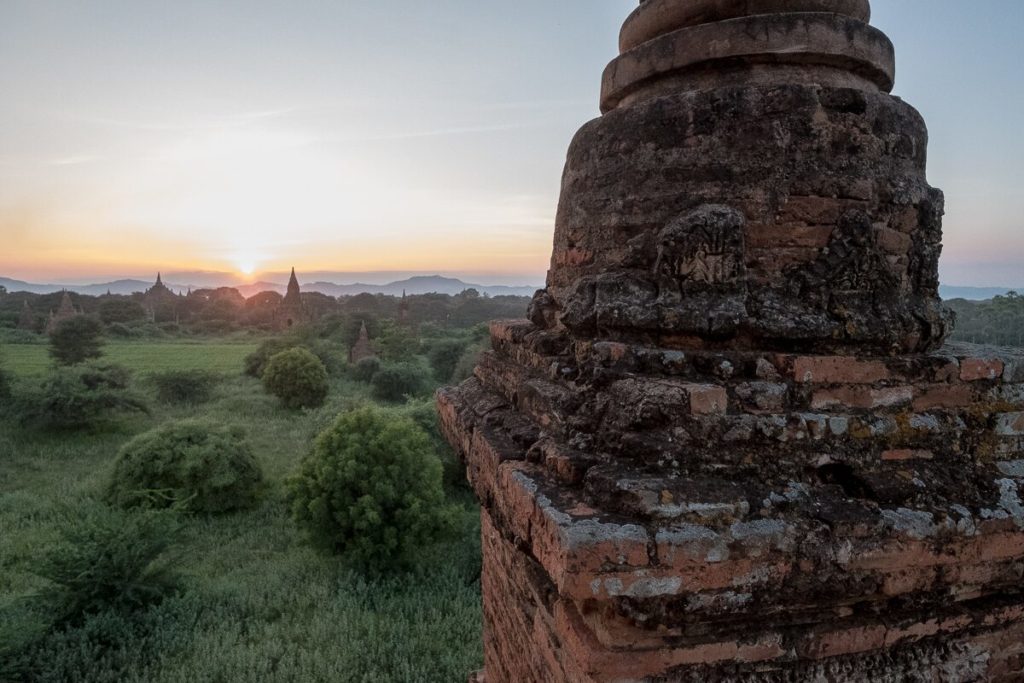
[2,1,1023,287]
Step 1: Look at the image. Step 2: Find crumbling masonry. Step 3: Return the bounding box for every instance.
[439,1,1024,680]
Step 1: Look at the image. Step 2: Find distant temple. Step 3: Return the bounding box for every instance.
[46,291,79,333]
[275,267,309,329]
[143,273,181,322]
[398,289,410,324]
[145,272,175,299]
[17,300,35,332]
[348,321,375,364]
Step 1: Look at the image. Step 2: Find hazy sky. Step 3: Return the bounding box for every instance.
[1,1,1021,285]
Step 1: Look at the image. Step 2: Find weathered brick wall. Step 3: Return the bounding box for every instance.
[437,1,1024,680]
[439,327,1024,681]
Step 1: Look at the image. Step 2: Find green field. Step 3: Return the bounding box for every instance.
[0,337,483,682]
[2,340,260,379]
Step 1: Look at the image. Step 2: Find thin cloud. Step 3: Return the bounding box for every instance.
[48,155,102,166]
[53,107,300,133]
[328,122,536,144]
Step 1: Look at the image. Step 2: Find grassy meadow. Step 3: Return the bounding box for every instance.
[0,335,483,682]
[1,340,259,379]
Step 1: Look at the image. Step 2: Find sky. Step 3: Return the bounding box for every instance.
[0,0,1021,286]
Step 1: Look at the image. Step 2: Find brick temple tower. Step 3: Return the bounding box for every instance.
[17,300,35,332]
[349,321,376,364]
[278,267,307,329]
[439,1,1024,680]
[46,290,79,333]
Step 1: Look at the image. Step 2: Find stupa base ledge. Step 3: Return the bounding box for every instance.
[438,323,1024,682]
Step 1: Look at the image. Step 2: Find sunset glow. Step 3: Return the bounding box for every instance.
[1,1,1022,286]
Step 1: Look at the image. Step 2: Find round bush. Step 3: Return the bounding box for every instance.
[151,369,220,404]
[107,420,263,513]
[262,347,329,409]
[370,361,431,402]
[287,406,455,572]
[243,338,294,378]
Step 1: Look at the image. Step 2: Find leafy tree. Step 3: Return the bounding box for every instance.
[351,356,381,383]
[98,299,147,324]
[450,339,489,384]
[262,347,329,409]
[107,420,262,513]
[244,338,295,378]
[375,324,419,362]
[426,338,468,382]
[370,360,432,402]
[395,398,466,491]
[947,293,1024,347]
[49,316,105,365]
[287,406,456,572]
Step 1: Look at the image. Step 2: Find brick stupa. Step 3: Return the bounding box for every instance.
[439,1,1024,680]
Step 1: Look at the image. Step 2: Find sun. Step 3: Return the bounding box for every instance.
[232,256,259,278]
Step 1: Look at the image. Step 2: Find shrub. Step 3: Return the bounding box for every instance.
[0,355,10,402]
[370,361,432,402]
[262,347,329,409]
[396,398,466,491]
[151,369,220,404]
[243,338,294,378]
[49,315,105,365]
[0,328,41,344]
[22,364,147,430]
[287,406,456,572]
[107,420,262,513]
[351,356,381,383]
[105,322,135,338]
[427,338,468,382]
[32,503,180,626]
[450,340,489,384]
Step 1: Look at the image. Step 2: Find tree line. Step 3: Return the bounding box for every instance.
[947,292,1024,348]
[0,286,530,338]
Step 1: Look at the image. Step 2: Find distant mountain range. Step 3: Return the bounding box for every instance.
[0,274,540,299]
[2,275,1013,302]
[939,285,1022,301]
[0,277,175,297]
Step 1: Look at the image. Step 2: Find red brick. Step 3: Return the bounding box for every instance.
[801,625,887,659]
[882,449,934,462]
[684,384,728,415]
[553,247,595,267]
[913,383,977,411]
[811,385,912,410]
[747,223,834,248]
[776,196,846,224]
[737,634,786,663]
[489,319,533,343]
[875,226,912,253]
[961,357,1005,382]
[792,356,890,384]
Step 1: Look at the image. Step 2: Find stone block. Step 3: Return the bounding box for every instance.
[792,356,890,384]
[962,357,1005,382]
[811,386,913,410]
